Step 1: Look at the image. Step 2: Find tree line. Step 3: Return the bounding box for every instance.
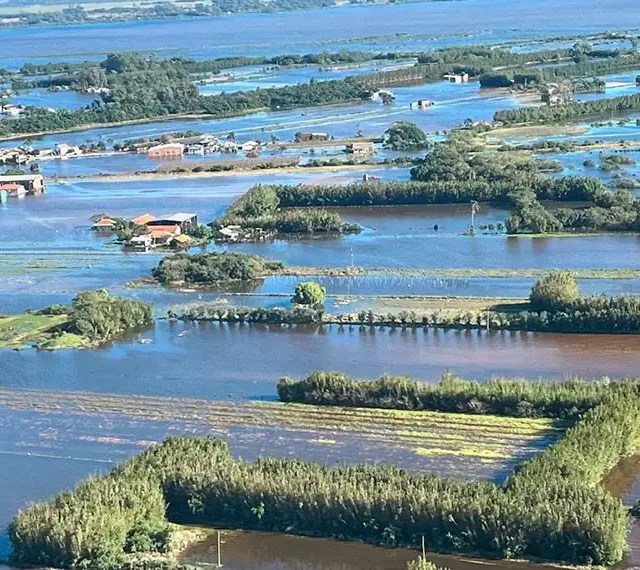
[0,53,373,138]
[277,371,618,418]
[494,92,640,125]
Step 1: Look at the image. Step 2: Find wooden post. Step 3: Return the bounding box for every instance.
[421,535,426,561]
[217,530,222,567]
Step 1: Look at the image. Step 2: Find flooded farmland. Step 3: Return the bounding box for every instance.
[2,0,640,568]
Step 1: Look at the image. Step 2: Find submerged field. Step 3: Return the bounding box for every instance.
[0,388,562,482]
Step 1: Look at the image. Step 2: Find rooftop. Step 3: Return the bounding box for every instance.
[132,213,156,226]
[0,174,43,182]
[161,213,197,223]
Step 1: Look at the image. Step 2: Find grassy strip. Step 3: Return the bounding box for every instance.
[0,292,153,350]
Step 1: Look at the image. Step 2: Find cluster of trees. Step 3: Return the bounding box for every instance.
[362,45,577,87]
[214,185,362,235]
[65,291,153,342]
[506,186,640,234]
[11,380,640,568]
[292,281,326,306]
[152,252,283,285]
[479,51,640,89]
[277,371,617,418]
[494,92,640,125]
[0,54,373,138]
[383,121,430,151]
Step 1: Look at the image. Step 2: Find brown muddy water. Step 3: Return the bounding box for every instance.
[2,323,640,400]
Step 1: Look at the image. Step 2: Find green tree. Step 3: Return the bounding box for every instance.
[292,281,326,306]
[383,121,429,151]
[530,271,579,310]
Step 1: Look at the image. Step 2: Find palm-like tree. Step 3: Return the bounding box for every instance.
[470,200,480,228]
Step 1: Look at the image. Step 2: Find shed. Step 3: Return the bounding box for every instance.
[92,217,117,231]
[295,132,330,143]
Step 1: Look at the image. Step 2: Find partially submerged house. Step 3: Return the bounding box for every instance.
[147,213,198,231]
[294,132,330,143]
[410,99,434,109]
[241,141,261,153]
[444,73,469,83]
[147,143,184,159]
[0,174,45,195]
[131,213,156,226]
[92,217,117,232]
[345,141,376,155]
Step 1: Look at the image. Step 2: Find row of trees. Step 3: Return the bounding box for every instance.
[173,271,640,334]
[277,371,618,418]
[494,92,640,124]
[11,380,640,568]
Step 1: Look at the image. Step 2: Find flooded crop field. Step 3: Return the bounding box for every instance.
[0,387,561,564]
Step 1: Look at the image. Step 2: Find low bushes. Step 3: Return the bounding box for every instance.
[277,371,619,418]
[152,252,284,285]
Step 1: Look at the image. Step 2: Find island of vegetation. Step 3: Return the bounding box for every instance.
[152,252,284,286]
[9,376,640,568]
[221,127,639,237]
[0,290,153,349]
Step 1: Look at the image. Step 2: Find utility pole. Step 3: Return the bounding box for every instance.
[215,530,223,568]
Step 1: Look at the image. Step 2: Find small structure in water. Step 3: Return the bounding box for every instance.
[345,141,375,155]
[0,174,45,198]
[444,73,469,83]
[410,99,434,109]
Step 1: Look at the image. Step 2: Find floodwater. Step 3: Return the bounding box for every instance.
[0,0,637,69]
[1,79,523,149]
[3,180,640,315]
[2,322,640,399]
[2,3,640,568]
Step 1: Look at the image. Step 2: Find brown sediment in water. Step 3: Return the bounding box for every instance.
[602,454,640,505]
[180,529,568,570]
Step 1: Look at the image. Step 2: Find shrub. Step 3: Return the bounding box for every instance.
[529,271,579,310]
[68,290,153,341]
[292,281,326,306]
